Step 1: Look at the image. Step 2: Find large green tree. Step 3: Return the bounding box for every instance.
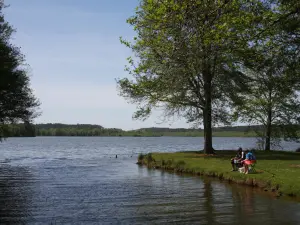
[0,1,40,140]
[117,0,268,153]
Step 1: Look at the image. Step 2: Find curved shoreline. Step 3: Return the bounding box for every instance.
[137,151,300,201]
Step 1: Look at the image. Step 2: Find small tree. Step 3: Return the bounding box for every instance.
[0,1,40,140]
[232,0,300,151]
[234,42,300,151]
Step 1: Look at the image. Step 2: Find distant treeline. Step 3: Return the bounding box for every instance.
[2,123,264,138]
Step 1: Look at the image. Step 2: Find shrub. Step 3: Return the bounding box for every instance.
[166,159,173,166]
[175,160,186,169]
[146,153,154,163]
[296,147,300,153]
[138,153,144,161]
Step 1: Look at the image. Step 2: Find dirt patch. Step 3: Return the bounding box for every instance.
[289,164,300,168]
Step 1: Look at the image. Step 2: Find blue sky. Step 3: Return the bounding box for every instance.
[4,0,189,130]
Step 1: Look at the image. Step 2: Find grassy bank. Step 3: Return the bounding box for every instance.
[137,150,300,199]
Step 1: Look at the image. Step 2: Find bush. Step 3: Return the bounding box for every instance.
[296,147,300,153]
[175,160,186,169]
[138,153,144,161]
[166,159,173,166]
[146,153,154,163]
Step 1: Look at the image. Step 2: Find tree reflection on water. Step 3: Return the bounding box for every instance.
[0,165,34,224]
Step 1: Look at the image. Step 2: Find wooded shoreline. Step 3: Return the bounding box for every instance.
[3,123,287,137]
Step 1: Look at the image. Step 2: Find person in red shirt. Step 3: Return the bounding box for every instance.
[242,150,257,174]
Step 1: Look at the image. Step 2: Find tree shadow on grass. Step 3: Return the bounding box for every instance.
[253,151,300,160]
[180,150,300,161]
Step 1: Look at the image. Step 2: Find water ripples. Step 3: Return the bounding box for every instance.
[0,137,299,224]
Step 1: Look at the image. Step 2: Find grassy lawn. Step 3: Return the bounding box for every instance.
[138,150,300,198]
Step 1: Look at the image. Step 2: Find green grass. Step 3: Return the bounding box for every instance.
[137,150,300,199]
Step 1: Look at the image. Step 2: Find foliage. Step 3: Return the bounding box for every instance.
[138,153,145,161]
[117,0,272,153]
[274,0,300,44]
[0,1,40,140]
[145,153,154,164]
[233,0,300,151]
[35,123,122,137]
[3,123,270,137]
[235,64,300,150]
[174,160,186,170]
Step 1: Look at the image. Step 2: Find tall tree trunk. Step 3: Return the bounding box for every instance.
[265,108,272,151]
[265,89,272,151]
[203,75,214,154]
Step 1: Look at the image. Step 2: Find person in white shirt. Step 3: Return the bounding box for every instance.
[230,147,245,171]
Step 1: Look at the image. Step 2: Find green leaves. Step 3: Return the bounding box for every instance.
[235,30,300,149]
[117,0,299,151]
[0,2,40,140]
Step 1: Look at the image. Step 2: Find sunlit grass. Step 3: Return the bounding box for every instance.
[138,150,300,198]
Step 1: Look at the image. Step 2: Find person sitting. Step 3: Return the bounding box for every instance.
[231,147,245,171]
[242,150,257,174]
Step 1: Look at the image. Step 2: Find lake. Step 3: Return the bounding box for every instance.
[0,137,299,224]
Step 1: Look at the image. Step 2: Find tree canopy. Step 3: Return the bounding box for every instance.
[0,1,40,140]
[117,0,275,153]
[117,0,300,152]
[232,0,300,150]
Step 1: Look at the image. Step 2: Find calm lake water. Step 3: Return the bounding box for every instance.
[0,137,299,224]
